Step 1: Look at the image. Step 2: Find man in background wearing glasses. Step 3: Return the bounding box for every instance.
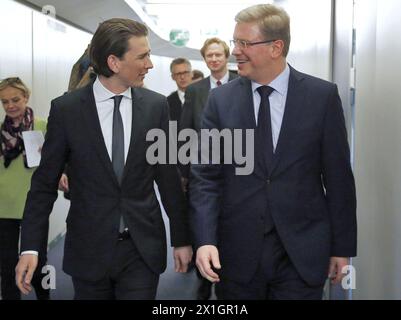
[167,58,193,127]
[190,4,357,300]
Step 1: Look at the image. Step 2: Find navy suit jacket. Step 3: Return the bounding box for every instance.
[189,67,357,286]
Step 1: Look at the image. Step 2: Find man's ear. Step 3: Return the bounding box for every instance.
[107,55,120,74]
[271,40,285,59]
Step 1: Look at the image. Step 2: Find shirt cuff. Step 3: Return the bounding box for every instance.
[21,251,39,256]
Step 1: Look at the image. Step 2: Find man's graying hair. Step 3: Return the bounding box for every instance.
[235,4,291,57]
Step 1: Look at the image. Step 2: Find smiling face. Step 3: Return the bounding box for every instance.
[232,21,287,85]
[232,22,275,82]
[0,86,28,124]
[204,43,228,76]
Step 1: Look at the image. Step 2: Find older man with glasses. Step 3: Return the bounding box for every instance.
[191,4,357,300]
[167,58,193,127]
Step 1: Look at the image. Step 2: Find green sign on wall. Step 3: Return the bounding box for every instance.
[169,29,190,47]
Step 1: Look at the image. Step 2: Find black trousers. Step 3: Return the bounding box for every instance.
[215,229,325,300]
[0,219,50,300]
[72,237,159,300]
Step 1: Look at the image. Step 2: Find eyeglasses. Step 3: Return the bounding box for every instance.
[230,39,277,49]
[172,71,191,77]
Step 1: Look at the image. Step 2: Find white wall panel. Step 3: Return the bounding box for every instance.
[32,11,92,119]
[283,0,333,81]
[353,0,401,299]
[0,0,33,119]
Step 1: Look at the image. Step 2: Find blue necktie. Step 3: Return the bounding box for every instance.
[256,86,275,235]
[256,86,275,175]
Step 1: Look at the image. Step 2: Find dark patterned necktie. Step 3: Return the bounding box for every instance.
[112,95,126,232]
[112,95,124,184]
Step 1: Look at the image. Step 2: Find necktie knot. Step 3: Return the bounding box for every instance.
[257,86,274,99]
[112,95,124,110]
[216,80,222,87]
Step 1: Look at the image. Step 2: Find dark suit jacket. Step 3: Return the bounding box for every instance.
[179,72,238,178]
[21,82,190,282]
[167,91,183,125]
[189,67,357,287]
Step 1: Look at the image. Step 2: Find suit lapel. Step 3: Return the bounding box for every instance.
[122,87,144,184]
[201,77,211,99]
[80,84,120,187]
[269,67,306,177]
[238,77,256,128]
[238,77,266,180]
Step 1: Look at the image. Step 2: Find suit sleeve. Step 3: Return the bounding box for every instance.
[188,90,223,249]
[20,101,69,253]
[155,98,191,247]
[321,85,357,257]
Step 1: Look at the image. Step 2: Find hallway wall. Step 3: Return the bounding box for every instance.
[353,0,401,299]
[0,0,92,244]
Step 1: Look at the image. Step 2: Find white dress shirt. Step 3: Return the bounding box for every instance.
[210,71,230,89]
[93,77,132,162]
[251,64,290,152]
[177,89,185,105]
[22,77,133,257]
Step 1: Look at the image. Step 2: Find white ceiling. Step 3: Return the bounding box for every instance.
[21,0,206,60]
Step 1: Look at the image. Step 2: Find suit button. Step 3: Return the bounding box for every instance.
[266,179,271,185]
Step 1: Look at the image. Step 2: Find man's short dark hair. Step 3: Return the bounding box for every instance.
[90,18,148,77]
[170,57,191,73]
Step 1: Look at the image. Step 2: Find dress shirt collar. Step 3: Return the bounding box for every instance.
[210,71,230,87]
[93,77,132,103]
[177,89,186,104]
[251,64,290,96]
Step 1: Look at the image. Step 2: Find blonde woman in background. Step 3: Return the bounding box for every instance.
[0,77,50,300]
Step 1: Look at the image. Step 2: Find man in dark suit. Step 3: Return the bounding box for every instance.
[180,38,238,182]
[167,58,192,126]
[179,38,237,300]
[181,38,238,134]
[15,18,192,300]
[191,4,357,300]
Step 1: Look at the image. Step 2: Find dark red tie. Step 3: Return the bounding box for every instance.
[216,80,222,86]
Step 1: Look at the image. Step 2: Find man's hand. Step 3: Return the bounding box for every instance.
[15,254,38,295]
[173,246,193,273]
[328,257,350,285]
[196,245,221,283]
[58,173,69,192]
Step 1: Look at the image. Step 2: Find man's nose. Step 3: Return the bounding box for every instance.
[147,59,154,69]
